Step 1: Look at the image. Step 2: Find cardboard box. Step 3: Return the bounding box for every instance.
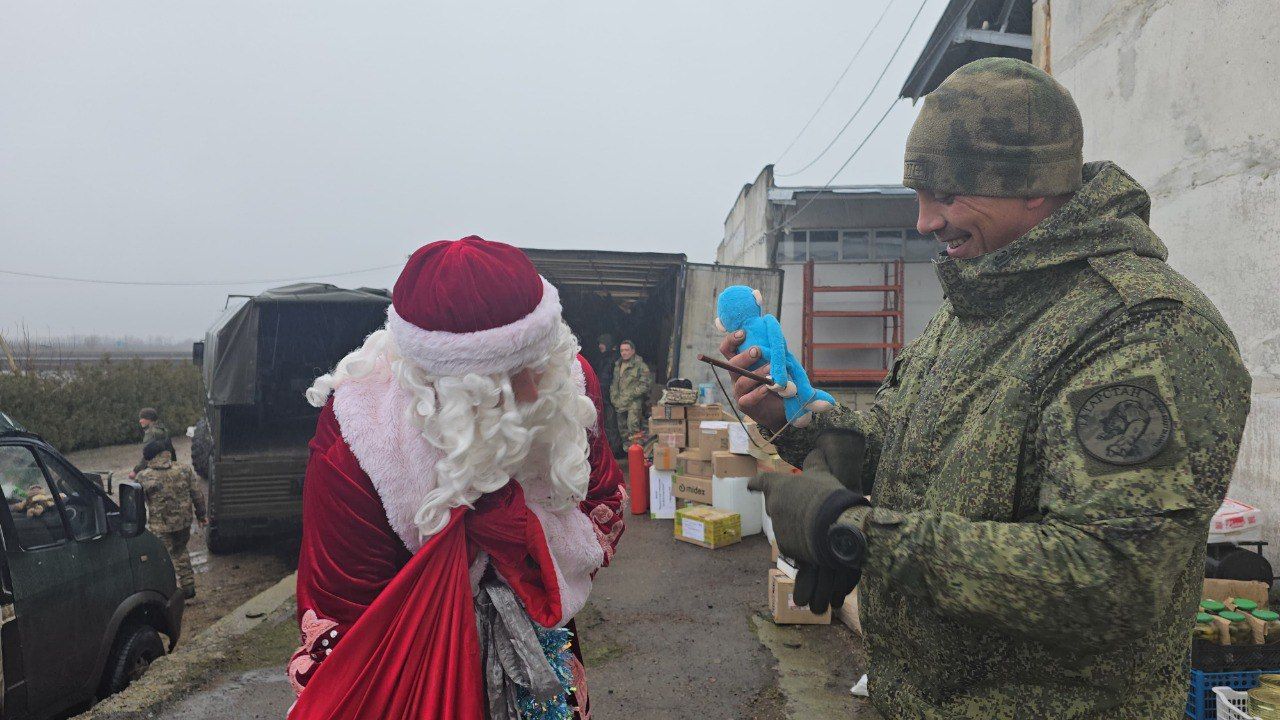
[674,505,741,549]
[837,589,863,636]
[651,404,687,420]
[696,421,732,454]
[729,420,777,456]
[648,467,675,519]
[679,443,713,461]
[673,473,713,503]
[686,404,727,422]
[649,418,687,446]
[712,451,757,479]
[655,433,685,449]
[1211,498,1262,535]
[1203,579,1269,607]
[768,569,832,625]
[652,445,679,472]
[677,451,713,479]
[755,454,801,475]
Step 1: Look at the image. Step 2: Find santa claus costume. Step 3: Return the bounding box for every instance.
[287,237,624,720]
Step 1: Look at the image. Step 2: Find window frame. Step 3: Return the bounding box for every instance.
[0,442,71,551]
[775,226,932,264]
[32,447,108,542]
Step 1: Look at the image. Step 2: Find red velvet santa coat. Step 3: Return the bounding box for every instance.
[288,355,624,719]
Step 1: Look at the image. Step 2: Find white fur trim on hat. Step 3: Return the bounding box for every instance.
[387,278,563,377]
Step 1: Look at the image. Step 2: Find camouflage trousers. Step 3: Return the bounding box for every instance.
[158,527,194,593]
[615,402,645,442]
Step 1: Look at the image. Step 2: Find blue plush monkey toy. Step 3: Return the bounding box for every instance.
[715,285,835,428]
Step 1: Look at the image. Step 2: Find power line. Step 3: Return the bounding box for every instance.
[0,262,402,288]
[776,0,932,178]
[735,94,910,256]
[785,97,906,224]
[773,0,898,165]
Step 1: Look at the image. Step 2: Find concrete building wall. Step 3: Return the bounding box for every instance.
[1049,0,1280,565]
[718,166,775,267]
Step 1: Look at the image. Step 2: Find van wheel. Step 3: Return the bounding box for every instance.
[101,623,165,696]
[206,524,240,555]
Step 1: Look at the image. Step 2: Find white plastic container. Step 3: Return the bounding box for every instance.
[648,466,675,520]
[711,475,763,536]
[761,493,775,545]
[1213,686,1260,720]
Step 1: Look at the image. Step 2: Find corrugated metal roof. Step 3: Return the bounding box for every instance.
[521,248,686,305]
[900,0,1032,101]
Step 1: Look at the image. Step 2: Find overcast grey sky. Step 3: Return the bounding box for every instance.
[1,0,946,339]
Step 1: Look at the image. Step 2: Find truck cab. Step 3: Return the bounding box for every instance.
[0,411,182,719]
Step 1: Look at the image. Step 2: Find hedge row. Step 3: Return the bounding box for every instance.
[0,359,204,452]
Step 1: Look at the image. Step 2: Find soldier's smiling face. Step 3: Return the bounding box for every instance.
[916,190,1055,260]
[619,343,635,360]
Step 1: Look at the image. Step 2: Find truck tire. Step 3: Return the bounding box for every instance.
[101,623,165,697]
[191,417,214,480]
[206,523,241,555]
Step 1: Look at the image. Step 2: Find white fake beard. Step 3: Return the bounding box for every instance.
[307,320,596,540]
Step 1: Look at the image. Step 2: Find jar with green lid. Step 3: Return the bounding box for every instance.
[1201,599,1226,614]
[1254,610,1280,645]
[1232,597,1259,613]
[1219,611,1253,645]
[1192,612,1217,642]
[1262,674,1280,690]
[1248,686,1280,720]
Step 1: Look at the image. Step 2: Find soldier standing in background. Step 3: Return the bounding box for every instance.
[734,59,1251,719]
[593,334,621,454]
[128,407,168,479]
[609,340,651,445]
[137,438,208,600]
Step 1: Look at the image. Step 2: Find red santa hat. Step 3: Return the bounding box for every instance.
[386,236,564,377]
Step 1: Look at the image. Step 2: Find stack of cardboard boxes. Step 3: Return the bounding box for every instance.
[648,403,853,627]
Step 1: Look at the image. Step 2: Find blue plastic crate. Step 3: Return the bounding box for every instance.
[1186,668,1280,720]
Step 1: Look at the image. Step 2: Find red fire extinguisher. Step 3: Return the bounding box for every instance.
[628,442,649,515]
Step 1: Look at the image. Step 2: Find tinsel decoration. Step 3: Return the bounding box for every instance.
[516,627,575,720]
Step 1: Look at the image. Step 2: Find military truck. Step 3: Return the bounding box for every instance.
[192,284,391,554]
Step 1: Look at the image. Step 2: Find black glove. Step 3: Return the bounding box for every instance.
[806,428,868,494]
[749,470,869,615]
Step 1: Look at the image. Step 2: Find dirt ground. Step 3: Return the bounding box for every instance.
[66,436,298,638]
[148,510,878,719]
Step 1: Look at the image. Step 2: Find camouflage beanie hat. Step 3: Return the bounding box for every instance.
[903,58,1083,198]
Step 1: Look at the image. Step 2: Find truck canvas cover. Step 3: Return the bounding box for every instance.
[202,283,390,406]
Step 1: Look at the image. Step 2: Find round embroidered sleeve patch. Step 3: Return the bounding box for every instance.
[1073,382,1173,466]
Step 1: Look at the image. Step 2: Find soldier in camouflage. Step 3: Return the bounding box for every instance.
[129,407,169,478]
[609,340,651,443]
[137,438,208,599]
[736,58,1251,719]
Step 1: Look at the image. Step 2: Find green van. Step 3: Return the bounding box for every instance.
[0,411,183,719]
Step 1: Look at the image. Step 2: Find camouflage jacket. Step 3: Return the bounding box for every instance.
[609,355,651,407]
[133,422,170,473]
[138,455,207,534]
[776,162,1251,720]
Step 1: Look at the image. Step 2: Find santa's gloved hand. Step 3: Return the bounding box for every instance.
[749,470,869,614]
